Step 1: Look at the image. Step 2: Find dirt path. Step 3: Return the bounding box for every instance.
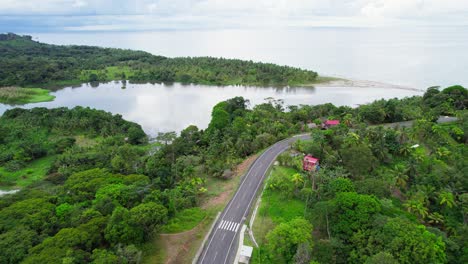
[156,153,259,264]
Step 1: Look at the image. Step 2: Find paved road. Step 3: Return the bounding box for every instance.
[197,116,457,264]
[197,134,311,264]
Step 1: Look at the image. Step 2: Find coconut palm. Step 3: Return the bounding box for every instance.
[343,132,360,147]
[399,143,412,157]
[439,191,456,208]
[404,199,429,220]
[435,147,451,159]
[291,173,305,189]
[392,164,409,189]
[428,212,445,225]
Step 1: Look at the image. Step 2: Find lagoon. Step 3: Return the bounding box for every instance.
[0,81,421,135]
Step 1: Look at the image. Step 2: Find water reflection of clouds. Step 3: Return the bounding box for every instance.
[0,81,421,135]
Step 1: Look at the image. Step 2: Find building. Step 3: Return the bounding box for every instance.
[322,120,340,129]
[238,245,253,263]
[303,155,319,171]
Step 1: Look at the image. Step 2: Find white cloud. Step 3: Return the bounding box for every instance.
[72,0,88,8]
[0,0,467,31]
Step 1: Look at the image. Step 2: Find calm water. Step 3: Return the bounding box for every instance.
[3,27,465,134]
[25,27,468,89]
[0,82,421,135]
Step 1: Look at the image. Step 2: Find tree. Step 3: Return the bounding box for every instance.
[129,202,168,236]
[104,207,144,245]
[438,191,456,208]
[404,198,429,221]
[329,192,382,238]
[325,177,354,198]
[91,249,121,264]
[364,252,398,264]
[291,173,305,190]
[0,227,37,264]
[376,217,446,264]
[207,102,230,133]
[340,144,377,179]
[392,163,409,189]
[266,218,313,263]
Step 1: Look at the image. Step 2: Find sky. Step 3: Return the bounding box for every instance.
[1,0,468,32]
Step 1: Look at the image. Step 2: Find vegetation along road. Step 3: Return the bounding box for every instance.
[197,116,457,264]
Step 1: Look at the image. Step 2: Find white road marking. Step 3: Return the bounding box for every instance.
[217,220,240,232]
[222,233,226,240]
[219,220,226,229]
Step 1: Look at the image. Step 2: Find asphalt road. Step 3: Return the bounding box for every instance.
[197,134,311,264]
[197,116,457,264]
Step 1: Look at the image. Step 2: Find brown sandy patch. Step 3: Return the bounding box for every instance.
[201,154,258,210]
[158,222,206,264]
[315,78,423,92]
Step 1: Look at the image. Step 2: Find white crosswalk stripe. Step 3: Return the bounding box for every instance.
[217,220,240,232]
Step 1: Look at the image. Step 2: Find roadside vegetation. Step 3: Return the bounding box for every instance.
[0,87,55,104]
[0,33,318,88]
[249,86,467,263]
[0,83,466,263]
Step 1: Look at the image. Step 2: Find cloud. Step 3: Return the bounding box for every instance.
[0,0,467,32]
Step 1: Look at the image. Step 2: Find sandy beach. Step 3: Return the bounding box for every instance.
[316,77,424,92]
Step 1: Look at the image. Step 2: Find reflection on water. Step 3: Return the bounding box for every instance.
[0,82,421,135]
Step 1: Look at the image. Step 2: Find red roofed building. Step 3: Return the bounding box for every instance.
[303,155,319,171]
[323,120,340,129]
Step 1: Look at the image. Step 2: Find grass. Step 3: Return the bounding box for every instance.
[161,208,207,234]
[252,166,306,244]
[142,207,219,264]
[0,87,55,104]
[247,166,307,264]
[79,66,137,82]
[0,155,55,188]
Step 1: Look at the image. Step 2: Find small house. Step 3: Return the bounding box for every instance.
[303,155,319,171]
[322,120,340,129]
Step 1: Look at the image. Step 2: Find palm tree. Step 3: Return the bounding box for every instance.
[428,212,444,226]
[431,124,445,137]
[343,113,353,127]
[392,164,409,189]
[343,132,360,147]
[404,199,429,220]
[435,147,451,159]
[399,143,412,157]
[291,173,305,189]
[439,191,456,208]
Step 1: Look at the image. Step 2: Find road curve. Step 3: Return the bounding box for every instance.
[197,116,457,264]
[197,134,311,264]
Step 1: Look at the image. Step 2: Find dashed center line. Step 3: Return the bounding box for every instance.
[217,220,240,232]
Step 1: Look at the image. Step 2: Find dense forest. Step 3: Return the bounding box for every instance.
[0,84,466,263]
[251,86,467,264]
[0,33,318,87]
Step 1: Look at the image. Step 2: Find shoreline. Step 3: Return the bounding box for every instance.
[310,77,424,92]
